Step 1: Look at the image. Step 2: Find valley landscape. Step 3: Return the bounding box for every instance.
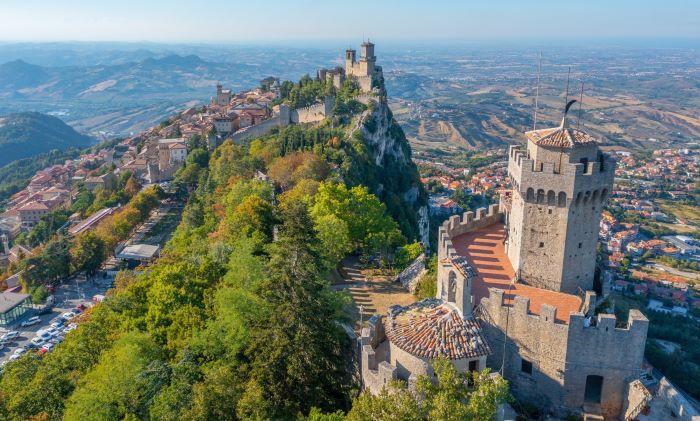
[0,2,699,421]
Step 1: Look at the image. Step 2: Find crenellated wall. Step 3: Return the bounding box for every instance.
[438,201,649,419]
[479,288,648,419]
[358,315,398,394]
[437,204,502,317]
[291,96,335,124]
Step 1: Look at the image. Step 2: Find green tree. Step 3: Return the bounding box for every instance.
[63,333,166,421]
[312,182,405,254]
[314,213,353,270]
[70,232,106,275]
[239,200,353,419]
[347,359,510,421]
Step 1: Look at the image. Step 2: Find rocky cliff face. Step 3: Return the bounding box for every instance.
[353,99,429,244]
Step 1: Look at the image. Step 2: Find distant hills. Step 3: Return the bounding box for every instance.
[0,112,93,167]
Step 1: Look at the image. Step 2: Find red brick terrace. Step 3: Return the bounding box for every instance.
[451,224,582,324]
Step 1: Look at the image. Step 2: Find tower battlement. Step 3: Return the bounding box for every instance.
[505,128,615,295]
[508,145,615,200]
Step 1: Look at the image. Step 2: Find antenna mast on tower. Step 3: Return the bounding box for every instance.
[564,66,571,110]
[577,81,584,129]
[533,52,542,130]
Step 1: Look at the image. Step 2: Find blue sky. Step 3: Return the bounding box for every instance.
[0,0,698,43]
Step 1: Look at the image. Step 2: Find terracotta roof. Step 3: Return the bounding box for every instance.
[525,118,598,148]
[384,299,490,360]
[451,224,582,324]
[19,201,49,211]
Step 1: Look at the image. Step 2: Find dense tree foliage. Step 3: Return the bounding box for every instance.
[345,358,510,421]
[0,86,485,420]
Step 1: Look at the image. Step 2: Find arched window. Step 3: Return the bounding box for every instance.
[592,190,599,203]
[583,191,591,204]
[558,192,567,207]
[536,189,545,204]
[447,271,457,303]
[526,188,535,202]
[547,190,556,206]
[600,188,608,202]
[575,192,583,206]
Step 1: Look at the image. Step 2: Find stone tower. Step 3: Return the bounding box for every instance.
[345,48,357,71]
[359,41,376,75]
[505,110,615,295]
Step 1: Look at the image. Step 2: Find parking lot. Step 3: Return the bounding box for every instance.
[0,273,115,365]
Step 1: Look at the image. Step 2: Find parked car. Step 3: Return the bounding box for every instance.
[50,321,64,330]
[21,316,41,327]
[36,330,51,340]
[45,327,60,337]
[13,347,26,356]
[41,343,55,352]
[36,305,53,315]
[0,331,19,341]
[8,354,21,361]
[30,337,44,347]
[70,307,83,316]
[64,323,78,332]
[61,312,75,320]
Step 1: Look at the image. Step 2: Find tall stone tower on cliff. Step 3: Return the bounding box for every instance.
[505,104,615,295]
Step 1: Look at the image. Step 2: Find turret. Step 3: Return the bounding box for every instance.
[505,103,614,294]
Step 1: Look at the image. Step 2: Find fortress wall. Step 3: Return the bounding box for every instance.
[229,115,284,144]
[293,103,326,124]
[437,204,503,316]
[656,377,700,421]
[479,289,571,414]
[291,96,335,124]
[564,310,649,419]
[359,315,397,394]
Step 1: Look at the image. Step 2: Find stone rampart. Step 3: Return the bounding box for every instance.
[564,310,649,418]
[291,96,335,124]
[438,203,503,263]
[656,377,700,421]
[229,115,284,144]
[359,315,398,394]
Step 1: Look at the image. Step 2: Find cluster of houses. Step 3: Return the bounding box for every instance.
[417,149,509,216]
[209,81,279,138]
[615,148,698,201]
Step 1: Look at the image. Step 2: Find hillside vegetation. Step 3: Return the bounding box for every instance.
[0,112,92,167]
[0,77,508,419]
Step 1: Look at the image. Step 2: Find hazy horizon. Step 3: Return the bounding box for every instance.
[1,0,698,43]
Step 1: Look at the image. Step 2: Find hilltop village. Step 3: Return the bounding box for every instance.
[0,42,698,421]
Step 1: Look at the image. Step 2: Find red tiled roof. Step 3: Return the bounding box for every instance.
[384,299,490,360]
[451,224,582,324]
[525,121,598,148]
[19,201,49,211]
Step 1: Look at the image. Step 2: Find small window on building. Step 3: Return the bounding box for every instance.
[578,243,582,249]
[539,242,544,248]
[548,209,552,214]
[521,359,533,375]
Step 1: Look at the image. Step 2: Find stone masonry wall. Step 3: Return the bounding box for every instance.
[440,201,649,419]
[229,115,284,144]
[480,288,571,414]
[657,377,700,421]
[506,145,615,294]
[565,311,648,419]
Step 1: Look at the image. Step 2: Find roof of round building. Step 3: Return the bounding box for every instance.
[384,299,490,360]
[525,117,598,148]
